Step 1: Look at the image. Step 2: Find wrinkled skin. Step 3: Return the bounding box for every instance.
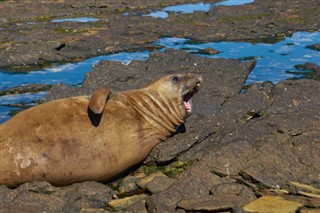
[0,73,202,187]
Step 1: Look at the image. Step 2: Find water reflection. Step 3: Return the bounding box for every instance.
[0,51,150,90]
[51,17,100,23]
[144,0,254,18]
[154,32,320,84]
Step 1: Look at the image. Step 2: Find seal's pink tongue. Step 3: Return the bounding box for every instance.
[184,100,191,111]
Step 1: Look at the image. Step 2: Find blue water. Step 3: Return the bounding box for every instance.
[0,32,319,123]
[154,32,320,84]
[0,51,150,90]
[51,17,100,23]
[144,0,254,18]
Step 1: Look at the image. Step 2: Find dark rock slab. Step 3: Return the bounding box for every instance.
[198,79,320,188]
[116,200,148,213]
[0,181,116,213]
[177,195,247,212]
[211,181,257,203]
[145,176,176,194]
[146,166,222,212]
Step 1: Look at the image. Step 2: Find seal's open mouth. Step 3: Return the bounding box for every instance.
[183,92,193,112]
[183,86,199,113]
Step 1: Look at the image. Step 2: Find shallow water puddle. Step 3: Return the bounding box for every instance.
[154,32,320,84]
[0,51,150,90]
[51,17,100,23]
[143,0,255,18]
[0,32,319,123]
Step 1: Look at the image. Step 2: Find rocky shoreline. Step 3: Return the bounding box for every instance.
[1,0,319,69]
[1,0,319,212]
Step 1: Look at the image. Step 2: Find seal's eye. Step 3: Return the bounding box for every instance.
[171,76,179,83]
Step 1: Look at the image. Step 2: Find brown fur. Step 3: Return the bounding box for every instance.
[0,74,202,186]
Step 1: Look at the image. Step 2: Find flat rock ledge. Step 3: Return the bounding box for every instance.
[1,49,319,212]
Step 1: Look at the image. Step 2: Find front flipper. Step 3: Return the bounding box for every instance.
[88,88,113,114]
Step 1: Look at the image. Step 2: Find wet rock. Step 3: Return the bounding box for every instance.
[243,196,304,213]
[0,84,52,96]
[292,62,320,80]
[177,195,247,212]
[107,194,147,211]
[197,47,220,55]
[306,43,320,51]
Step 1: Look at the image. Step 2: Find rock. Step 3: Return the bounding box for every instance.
[197,47,220,55]
[306,43,320,51]
[177,195,246,212]
[118,176,140,196]
[300,208,320,213]
[243,196,304,213]
[0,181,116,212]
[80,208,110,213]
[117,200,148,213]
[145,176,176,194]
[146,166,222,212]
[288,62,320,80]
[0,84,52,96]
[194,79,320,189]
[136,172,167,189]
[107,194,147,211]
[285,182,320,198]
[211,181,257,203]
[259,190,320,209]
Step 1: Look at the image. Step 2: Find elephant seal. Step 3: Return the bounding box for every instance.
[0,73,202,186]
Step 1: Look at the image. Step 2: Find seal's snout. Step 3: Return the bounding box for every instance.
[182,74,202,116]
[192,74,202,94]
[196,74,203,83]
